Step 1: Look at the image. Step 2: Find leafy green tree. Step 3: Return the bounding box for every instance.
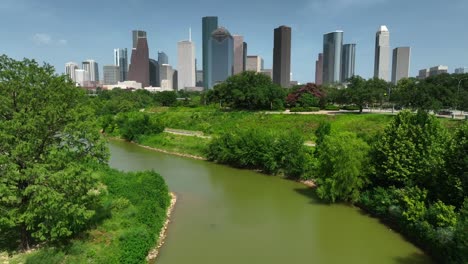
[155,91,177,106]
[315,132,371,203]
[207,71,285,110]
[115,112,164,141]
[372,110,448,189]
[344,76,387,113]
[0,55,108,250]
[437,122,468,207]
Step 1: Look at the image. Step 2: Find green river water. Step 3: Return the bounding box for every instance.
[108,140,432,264]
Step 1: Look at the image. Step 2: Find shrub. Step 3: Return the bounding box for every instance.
[290,107,320,112]
[324,104,340,110]
[115,112,164,142]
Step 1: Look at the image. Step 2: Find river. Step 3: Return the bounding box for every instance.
[108,140,432,264]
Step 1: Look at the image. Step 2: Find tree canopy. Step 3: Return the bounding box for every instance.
[0,55,108,249]
[206,71,286,110]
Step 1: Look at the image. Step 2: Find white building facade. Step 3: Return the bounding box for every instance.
[177,40,195,90]
[374,25,390,82]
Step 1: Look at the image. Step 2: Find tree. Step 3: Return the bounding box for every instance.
[0,56,108,250]
[372,110,448,190]
[437,122,468,208]
[115,112,164,141]
[285,83,325,108]
[207,71,285,110]
[315,132,371,203]
[345,76,387,113]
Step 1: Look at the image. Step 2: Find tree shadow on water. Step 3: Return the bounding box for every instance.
[293,187,331,206]
[394,253,434,264]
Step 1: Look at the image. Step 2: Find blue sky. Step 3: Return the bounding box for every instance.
[1,0,467,83]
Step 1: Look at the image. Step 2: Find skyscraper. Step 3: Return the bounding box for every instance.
[209,27,234,88]
[128,30,149,87]
[160,64,173,89]
[65,62,79,82]
[132,30,147,49]
[233,35,245,74]
[82,60,99,82]
[202,16,218,90]
[315,53,323,85]
[173,70,178,91]
[273,25,291,88]
[246,56,263,72]
[391,47,411,84]
[177,35,196,89]
[322,31,343,84]
[341,44,356,82]
[243,42,248,71]
[103,65,120,85]
[158,51,169,65]
[74,69,88,87]
[374,25,390,81]
[429,65,448,76]
[196,70,204,87]
[149,59,159,87]
[114,48,128,81]
[455,68,467,74]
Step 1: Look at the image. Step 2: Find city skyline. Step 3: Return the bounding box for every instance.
[2,0,467,83]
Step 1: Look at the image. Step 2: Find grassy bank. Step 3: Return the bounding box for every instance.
[138,133,209,158]
[1,168,171,264]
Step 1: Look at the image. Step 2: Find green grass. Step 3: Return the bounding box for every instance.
[138,133,210,158]
[147,108,462,141]
[1,168,170,264]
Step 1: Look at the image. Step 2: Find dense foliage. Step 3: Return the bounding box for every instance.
[20,168,170,264]
[313,109,467,263]
[286,83,326,108]
[315,132,371,202]
[206,71,286,110]
[207,128,311,179]
[0,56,108,250]
[114,112,164,141]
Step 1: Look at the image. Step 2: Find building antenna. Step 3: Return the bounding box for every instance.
[189,27,192,42]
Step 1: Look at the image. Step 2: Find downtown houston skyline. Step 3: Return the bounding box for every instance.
[1,0,467,84]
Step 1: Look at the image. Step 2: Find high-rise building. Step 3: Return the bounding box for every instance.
[158,51,169,65]
[196,70,204,87]
[243,42,248,71]
[74,69,88,87]
[128,30,149,87]
[103,65,120,85]
[455,67,467,74]
[149,59,159,87]
[173,70,178,91]
[114,48,128,81]
[202,16,218,90]
[246,56,263,72]
[65,62,79,82]
[177,38,196,89]
[391,47,411,84]
[82,60,99,82]
[341,43,356,82]
[233,35,245,74]
[322,31,343,84]
[315,53,323,85]
[374,25,390,81]
[429,65,448,77]
[418,69,429,79]
[209,27,234,88]
[160,64,173,90]
[132,30,147,49]
[273,25,292,88]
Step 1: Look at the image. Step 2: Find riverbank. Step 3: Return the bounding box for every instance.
[147,192,177,262]
[1,168,172,263]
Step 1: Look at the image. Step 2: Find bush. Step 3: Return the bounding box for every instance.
[207,128,310,179]
[115,112,164,142]
[290,107,320,112]
[324,105,340,110]
[315,132,371,202]
[341,105,360,111]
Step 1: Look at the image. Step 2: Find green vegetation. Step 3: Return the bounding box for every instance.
[314,111,467,263]
[206,71,286,110]
[0,55,171,263]
[139,133,209,157]
[315,132,371,203]
[207,128,311,179]
[3,168,170,264]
